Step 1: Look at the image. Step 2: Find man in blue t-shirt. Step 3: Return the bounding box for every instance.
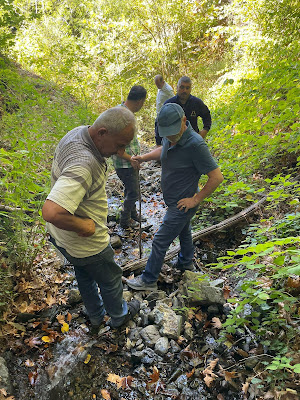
[126,103,223,291]
[164,76,211,139]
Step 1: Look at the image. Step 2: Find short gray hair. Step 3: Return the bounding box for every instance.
[92,106,136,135]
[178,76,192,86]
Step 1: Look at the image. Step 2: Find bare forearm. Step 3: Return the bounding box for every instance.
[140,147,162,162]
[199,129,208,139]
[42,200,95,236]
[194,175,222,203]
[177,168,223,211]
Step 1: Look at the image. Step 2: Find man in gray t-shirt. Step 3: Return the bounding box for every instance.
[42,107,140,332]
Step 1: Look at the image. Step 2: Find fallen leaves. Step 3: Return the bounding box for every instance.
[107,373,134,390]
[100,389,111,400]
[83,354,91,364]
[0,388,15,400]
[211,317,222,329]
[146,366,165,394]
[203,358,219,387]
[95,343,118,354]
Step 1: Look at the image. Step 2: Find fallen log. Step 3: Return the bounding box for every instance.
[122,196,267,275]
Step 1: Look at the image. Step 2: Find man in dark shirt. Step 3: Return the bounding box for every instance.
[126,103,223,291]
[164,76,211,138]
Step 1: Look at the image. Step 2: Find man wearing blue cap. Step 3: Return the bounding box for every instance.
[126,103,223,291]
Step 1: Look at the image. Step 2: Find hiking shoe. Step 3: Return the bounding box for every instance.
[108,299,140,328]
[131,211,146,223]
[126,275,158,291]
[89,323,103,335]
[120,219,140,229]
[173,261,196,272]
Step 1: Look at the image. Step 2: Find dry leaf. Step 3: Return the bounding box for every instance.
[187,309,195,320]
[84,354,91,364]
[286,276,300,288]
[56,314,65,324]
[107,373,134,390]
[204,373,217,387]
[101,389,111,400]
[186,368,195,378]
[223,286,231,300]
[25,359,35,367]
[67,312,72,322]
[206,358,219,371]
[217,394,225,400]
[224,370,237,382]
[242,382,250,394]
[28,370,38,385]
[118,376,134,390]
[61,322,69,333]
[147,366,160,385]
[194,310,206,322]
[46,292,56,306]
[211,317,222,329]
[26,337,42,348]
[236,348,249,358]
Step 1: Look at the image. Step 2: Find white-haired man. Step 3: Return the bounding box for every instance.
[42,107,140,332]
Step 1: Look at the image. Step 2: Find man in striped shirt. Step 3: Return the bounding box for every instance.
[42,107,140,332]
[111,85,147,229]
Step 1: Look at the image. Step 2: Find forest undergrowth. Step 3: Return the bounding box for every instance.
[0,0,300,398]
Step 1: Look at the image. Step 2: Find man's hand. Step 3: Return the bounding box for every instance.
[77,218,96,237]
[132,155,143,164]
[177,167,224,212]
[199,129,208,139]
[177,195,199,212]
[130,157,141,169]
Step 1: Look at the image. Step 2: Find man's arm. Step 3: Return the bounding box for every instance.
[117,151,140,169]
[42,200,95,237]
[133,146,162,163]
[199,129,208,139]
[177,167,223,211]
[197,98,211,138]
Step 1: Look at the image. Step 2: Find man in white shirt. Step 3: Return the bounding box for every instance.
[154,75,174,146]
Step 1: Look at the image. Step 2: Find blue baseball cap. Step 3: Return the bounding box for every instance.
[158,103,185,137]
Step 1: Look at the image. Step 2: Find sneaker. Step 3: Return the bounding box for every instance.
[173,261,196,272]
[126,275,158,291]
[108,299,140,328]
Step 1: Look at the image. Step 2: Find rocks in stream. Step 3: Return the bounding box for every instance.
[182,270,225,306]
[0,356,12,394]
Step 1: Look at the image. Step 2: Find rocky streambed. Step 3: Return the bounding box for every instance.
[0,160,260,400]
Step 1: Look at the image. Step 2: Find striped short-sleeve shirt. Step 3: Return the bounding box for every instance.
[46,126,110,258]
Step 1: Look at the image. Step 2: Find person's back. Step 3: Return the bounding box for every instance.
[154,74,174,146]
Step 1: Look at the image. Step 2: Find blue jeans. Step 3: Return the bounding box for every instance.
[49,237,128,326]
[142,206,197,283]
[116,167,139,217]
[155,119,162,146]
